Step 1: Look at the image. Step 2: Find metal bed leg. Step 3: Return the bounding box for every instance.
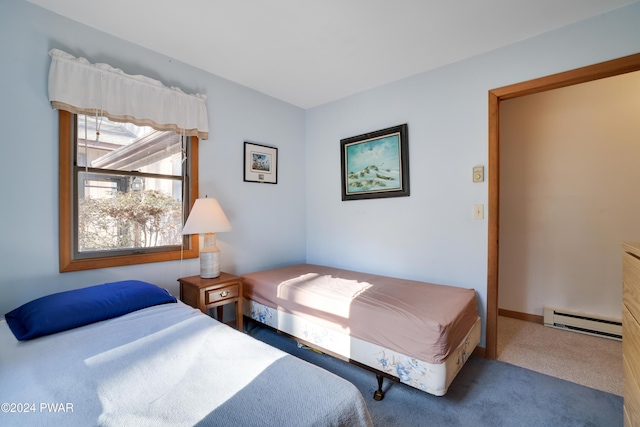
[373,375,385,401]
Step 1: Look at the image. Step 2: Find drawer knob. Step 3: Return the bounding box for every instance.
[219,290,230,298]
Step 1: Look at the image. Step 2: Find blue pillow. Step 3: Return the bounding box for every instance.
[4,280,176,341]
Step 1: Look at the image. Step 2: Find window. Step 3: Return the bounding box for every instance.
[59,110,199,272]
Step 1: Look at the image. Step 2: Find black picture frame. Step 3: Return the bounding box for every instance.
[244,141,278,184]
[340,124,409,201]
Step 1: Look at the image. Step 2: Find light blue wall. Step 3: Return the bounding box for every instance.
[0,0,306,315]
[305,3,640,346]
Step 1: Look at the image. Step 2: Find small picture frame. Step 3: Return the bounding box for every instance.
[340,124,409,201]
[244,141,278,184]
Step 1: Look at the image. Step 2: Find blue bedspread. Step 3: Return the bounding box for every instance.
[0,301,372,427]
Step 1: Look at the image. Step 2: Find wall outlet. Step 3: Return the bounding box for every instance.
[473,204,484,219]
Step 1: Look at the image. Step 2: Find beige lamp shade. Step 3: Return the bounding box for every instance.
[182,198,232,278]
[182,198,232,235]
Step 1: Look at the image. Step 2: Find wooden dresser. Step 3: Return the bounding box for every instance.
[623,242,640,427]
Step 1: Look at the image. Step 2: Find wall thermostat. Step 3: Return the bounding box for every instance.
[473,166,484,183]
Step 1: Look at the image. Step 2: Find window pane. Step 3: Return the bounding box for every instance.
[74,114,185,255]
[77,171,183,252]
[76,114,182,176]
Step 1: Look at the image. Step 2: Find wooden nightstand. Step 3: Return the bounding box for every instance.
[178,273,243,331]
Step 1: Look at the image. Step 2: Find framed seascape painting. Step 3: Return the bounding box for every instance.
[340,124,409,201]
[244,141,278,184]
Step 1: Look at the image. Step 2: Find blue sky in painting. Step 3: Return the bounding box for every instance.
[346,134,400,173]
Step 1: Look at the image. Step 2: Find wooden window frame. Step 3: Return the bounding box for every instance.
[58,110,199,272]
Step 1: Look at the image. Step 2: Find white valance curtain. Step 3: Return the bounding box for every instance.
[48,49,209,140]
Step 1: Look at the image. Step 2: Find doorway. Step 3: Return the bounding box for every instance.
[485,52,640,360]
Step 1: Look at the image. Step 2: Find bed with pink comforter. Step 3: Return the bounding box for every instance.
[242,264,481,398]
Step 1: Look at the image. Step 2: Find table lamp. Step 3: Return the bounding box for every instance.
[181,197,232,278]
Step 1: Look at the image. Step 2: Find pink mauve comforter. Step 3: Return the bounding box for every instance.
[242,264,479,364]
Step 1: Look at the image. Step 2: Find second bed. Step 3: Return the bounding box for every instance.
[242,264,481,398]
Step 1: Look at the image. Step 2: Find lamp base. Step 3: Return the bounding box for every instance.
[199,232,220,278]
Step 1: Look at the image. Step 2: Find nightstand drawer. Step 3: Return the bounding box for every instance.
[206,285,239,305]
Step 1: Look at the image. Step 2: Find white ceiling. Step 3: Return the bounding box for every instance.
[27,0,638,109]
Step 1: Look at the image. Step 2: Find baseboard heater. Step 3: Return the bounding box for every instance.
[543,306,622,341]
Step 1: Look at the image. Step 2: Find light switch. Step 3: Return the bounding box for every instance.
[473,204,484,219]
[473,166,484,183]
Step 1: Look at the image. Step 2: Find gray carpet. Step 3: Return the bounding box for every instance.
[247,322,623,427]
